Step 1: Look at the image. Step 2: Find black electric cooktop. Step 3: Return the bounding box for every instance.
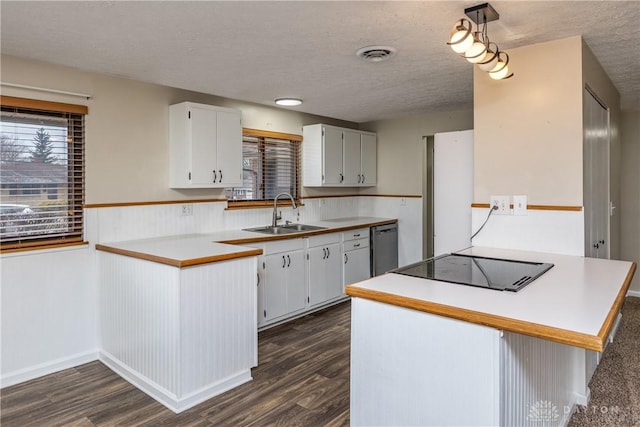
[391,253,554,292]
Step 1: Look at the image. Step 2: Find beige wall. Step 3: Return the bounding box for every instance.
[474,36,584,206]
[620,111,640,292]
[361,111,474,195]
[1,55,473,204]
[1,55,356,204]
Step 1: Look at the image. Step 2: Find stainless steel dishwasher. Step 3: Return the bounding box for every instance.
[371,223,398,276]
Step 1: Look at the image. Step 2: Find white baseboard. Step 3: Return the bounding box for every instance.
[99,350,252,413]
[1,350,98,388]
[626,290,640,298]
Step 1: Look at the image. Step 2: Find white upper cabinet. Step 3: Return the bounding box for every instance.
[169,102,242,188]
[302,124,377,187]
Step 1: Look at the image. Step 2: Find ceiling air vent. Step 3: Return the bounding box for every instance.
[356,45,397,63]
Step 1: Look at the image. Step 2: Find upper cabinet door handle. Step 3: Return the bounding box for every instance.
[219,170,222,182]
[213,170,217,183]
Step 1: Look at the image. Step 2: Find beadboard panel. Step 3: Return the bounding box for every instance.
[99,252,181,394]
[179,257,257,394]
[471,207,585,256]
[350,298,501,426]
[501,332,581,426]
[97,251,257,412]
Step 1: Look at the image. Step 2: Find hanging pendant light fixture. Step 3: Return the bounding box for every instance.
[447,3,513,80]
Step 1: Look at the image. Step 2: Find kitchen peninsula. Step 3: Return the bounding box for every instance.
[95,216,395,413]
[346,246,636,427]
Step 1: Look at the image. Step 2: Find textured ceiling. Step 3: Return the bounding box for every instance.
[1,1,639,123]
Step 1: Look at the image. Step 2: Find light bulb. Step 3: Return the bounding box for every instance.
[448,19,473,54]
[489,62,509,80]
[450,30,473,53]
[465,40,488,63]
[478,48,498,71]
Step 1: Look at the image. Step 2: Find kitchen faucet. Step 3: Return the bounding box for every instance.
[272,192,297,227]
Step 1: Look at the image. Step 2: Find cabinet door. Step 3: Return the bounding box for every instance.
[324,242,343,300]
[307,246,328,306]
[343,130,362,185]
[264,253,289,321]
[360,133,377,185]
[190,105,218,185]
[323,126,343,185]
[344,247,371,286]
[286,250,306,313]
[216,110,242,187]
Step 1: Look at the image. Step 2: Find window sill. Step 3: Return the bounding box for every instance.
[1,241,89,257]
[225,200,304,210]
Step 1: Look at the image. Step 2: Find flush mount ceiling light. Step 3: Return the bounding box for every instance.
[275,98,303,106]
[447,2,513,80]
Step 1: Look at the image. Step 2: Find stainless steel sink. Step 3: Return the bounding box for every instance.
[243,224,326,235]
[281,224,326,232]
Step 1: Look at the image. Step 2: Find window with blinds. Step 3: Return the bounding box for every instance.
[226,129,301,206]
[0,97,86,251]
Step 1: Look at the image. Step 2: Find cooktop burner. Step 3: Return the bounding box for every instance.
[391,253,554,292]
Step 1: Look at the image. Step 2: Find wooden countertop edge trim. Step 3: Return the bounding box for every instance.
[95,244,263,268]
[218,219,397,245]
[471,203,582,212]
[597,261,637,343]
[345,286,604,351]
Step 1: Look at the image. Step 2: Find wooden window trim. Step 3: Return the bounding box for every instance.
[227,128,302,208]
[1,97,86,252]
[0,96,88,115]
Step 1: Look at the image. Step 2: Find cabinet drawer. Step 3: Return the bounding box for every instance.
[343,228,369,242]
[306,232,341,248]
[343,237,369,252]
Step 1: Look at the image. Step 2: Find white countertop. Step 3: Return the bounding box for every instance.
[346,246,636,351]
[96,216,395,267]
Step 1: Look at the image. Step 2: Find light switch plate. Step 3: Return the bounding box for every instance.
[513,195,527,216]
[490,195,510,215]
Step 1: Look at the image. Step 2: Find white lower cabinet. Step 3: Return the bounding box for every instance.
[253,239,306,327]
[306,233,343,306]
[251,227,372,329]
[343,228,371,287]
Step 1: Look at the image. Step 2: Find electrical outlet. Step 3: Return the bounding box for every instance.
[513,195,527,216]
[181,203,193,216]
[490,195,510,215]
[400,197,407,206]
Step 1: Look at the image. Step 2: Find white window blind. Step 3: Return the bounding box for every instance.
[226,130,301,204]
[0,98,86,250]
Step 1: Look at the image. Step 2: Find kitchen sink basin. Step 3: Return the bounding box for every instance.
[281,224,326,232]
[243,224,326,235]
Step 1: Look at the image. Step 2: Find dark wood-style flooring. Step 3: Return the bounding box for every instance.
[1,301,351,427]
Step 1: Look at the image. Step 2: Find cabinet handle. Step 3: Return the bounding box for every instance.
[594,243,600,249]
[282,255,286,268]
[323,248,327,259]
[287,254,291,267]
[344,253,348,264]
[213,170,217,183]
[362,174,365,183]
[257,273,260,286]
[339,173,344,183]
[327,247,330,258]
[357,174,361,183]
[219,169,223,182]
[354,233,360,238]
[354,243,360,247]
